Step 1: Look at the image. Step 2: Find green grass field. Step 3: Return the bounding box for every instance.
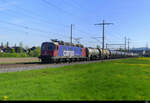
[1,57,150,100]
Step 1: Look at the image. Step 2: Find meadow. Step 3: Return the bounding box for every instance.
[0,57,150,100]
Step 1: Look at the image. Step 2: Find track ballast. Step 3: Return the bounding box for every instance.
[0,57,136,73]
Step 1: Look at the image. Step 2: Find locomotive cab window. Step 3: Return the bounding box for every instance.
[41,43,55,50]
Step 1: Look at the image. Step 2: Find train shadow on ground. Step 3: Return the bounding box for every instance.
[14,57,134,65]
[15,61,61,65]
[16,62,43,65]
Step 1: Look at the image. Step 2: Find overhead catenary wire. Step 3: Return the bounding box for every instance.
[74,24,124,47]
[1,0,71,31]
[0,8,67,29]
[0,4,73,43]
[0,1,137,48]
[1,0,78,41]
[41,0,73,16]
[0,20,51,34]
[74,27,99,40]
[2,1,116,47]
[62,0,81,9]
[70,0,89,11]
[0,19,70,39]
[0,8,71,40]
[0,23,63,39]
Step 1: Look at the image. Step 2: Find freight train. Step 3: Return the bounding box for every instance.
[39,39,139,63]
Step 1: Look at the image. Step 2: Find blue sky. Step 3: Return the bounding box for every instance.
[0,0,150,48]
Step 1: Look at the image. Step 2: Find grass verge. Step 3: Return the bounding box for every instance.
[0,57,150,100]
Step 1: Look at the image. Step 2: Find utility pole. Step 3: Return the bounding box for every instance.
[128,38,130,52]
[95,20,113,50]
[1,42,3,47]
[146,42,148,50]
[125,36,127,51]
[70,24,73,45]
[106,43,108,49]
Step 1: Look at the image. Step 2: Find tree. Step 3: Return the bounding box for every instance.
[96,45,101,49]
[11,48,15,53]
[6,41,9,48]
[19,42,23,48]
[18,42,24,53]
[29,47,41,57]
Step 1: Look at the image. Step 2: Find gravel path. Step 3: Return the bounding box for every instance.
[0,58,130,73]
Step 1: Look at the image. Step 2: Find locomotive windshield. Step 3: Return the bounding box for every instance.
[41,43,55,50]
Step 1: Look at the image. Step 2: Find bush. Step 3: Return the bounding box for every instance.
[11,48,15,53]
[29,47,41,57]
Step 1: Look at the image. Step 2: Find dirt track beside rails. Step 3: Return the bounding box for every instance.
[0,57,40,64]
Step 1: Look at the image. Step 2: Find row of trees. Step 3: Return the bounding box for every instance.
[0,47,41,57]
[0,42,41,57]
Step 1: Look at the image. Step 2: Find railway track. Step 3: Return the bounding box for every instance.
[0,58,135,73]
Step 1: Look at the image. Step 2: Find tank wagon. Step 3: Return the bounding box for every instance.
[103,49,111,59]
[39,40,139,63]
[86,48,100,60]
